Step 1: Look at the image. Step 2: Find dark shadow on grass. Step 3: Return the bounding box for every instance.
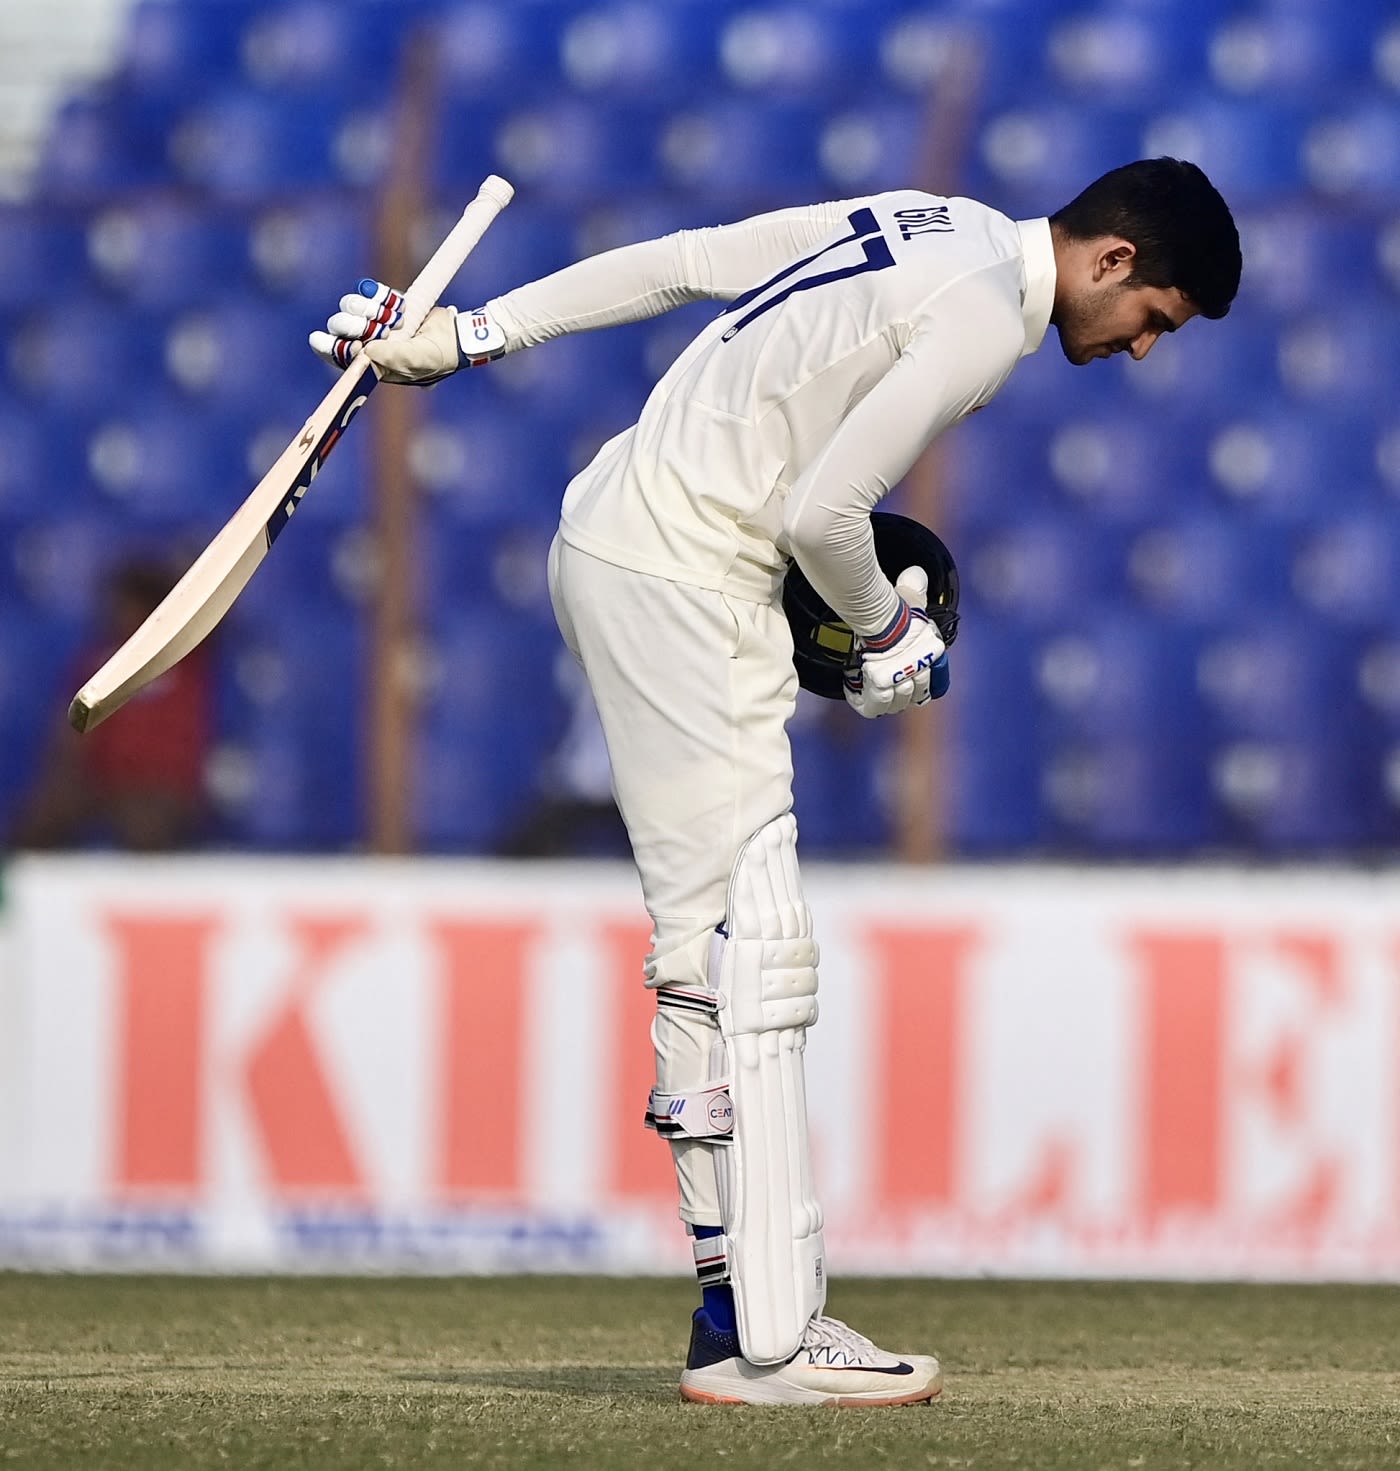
[399,1367,676,1397]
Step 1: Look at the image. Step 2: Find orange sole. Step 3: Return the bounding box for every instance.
[680,1384,942,1408]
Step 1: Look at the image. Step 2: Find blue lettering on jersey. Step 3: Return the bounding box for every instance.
[895,205,954,240]
[720,206,897,341]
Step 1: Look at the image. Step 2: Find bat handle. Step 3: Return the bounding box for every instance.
[895,565,929,611]
[395,174,515,338]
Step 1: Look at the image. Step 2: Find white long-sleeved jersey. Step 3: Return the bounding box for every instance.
[487,190,1056,636]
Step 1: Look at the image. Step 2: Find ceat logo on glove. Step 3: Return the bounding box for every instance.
[891,650,942,685]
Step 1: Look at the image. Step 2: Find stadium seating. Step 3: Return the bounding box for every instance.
[5,0,1400,859]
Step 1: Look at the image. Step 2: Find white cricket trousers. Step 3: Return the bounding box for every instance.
[548,535,800,1224]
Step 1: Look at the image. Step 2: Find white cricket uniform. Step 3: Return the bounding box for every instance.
[488,191,1056,1222]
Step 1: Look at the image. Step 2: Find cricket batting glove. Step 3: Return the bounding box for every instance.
[308,278,507,384]
[843,566,949,719]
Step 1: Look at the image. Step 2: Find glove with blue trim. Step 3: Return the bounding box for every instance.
[308,278,507,385]
[843,566,949,719]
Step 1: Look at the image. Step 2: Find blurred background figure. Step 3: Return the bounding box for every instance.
[7,558,213,850]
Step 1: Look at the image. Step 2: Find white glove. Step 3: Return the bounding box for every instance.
[843,566,948,719]
[308,278,507,385]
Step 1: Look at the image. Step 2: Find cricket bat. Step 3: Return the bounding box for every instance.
[68,174,515,734]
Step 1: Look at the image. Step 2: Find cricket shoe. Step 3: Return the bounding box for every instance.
[679,1310,942,1407]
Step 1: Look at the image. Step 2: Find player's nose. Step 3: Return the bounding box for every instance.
[1128,331,1160,361]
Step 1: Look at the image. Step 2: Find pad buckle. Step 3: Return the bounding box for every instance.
[644,1083,734,1141]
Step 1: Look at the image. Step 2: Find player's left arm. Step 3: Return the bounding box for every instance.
[783,270,1022,715]
[311,198,880,383]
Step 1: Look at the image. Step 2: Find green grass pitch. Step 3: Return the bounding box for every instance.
[2,1275,1398,1469]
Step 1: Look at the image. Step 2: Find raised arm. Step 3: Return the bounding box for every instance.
[311,199,874,382]
[490,198,871,349]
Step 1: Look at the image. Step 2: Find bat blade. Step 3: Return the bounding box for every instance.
[68,174,514,734]
[68,359,376,732]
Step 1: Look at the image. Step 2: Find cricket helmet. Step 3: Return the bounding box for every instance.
[782,511,960,700]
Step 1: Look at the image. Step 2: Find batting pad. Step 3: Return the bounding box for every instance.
[713,812,826,1365]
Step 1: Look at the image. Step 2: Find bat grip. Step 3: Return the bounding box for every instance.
[394,174,515,338]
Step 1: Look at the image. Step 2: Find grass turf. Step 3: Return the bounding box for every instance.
[1,1276,1398,1469]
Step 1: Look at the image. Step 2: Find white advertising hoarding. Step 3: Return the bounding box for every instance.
[1,855,1398,1279]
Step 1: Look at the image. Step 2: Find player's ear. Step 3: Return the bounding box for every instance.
[1095,239,1136,281]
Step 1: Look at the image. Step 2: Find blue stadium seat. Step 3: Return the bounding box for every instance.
[945,612,1045,853]
[558,0,731,100]
[1140,94,1309,204]
[879,2,1053,114]
[168,88,341,198]
[222,521,370,641]
[83,397,254,526]
[0,616,72,829]
[4,514,157,628]
[37,93,180,199]
[1030,618,1201,739]
[488,100,665,203]
[117,0,253,100]
[1236,204,1382,313]
[7,297,165,412]
[435,0,570,97]
[1044,8,1202,108]
[1116,305,1281,414]
[716,3,888,99]
[1302,93,1400,204]
[1275,301,1400,405]
[1038,735,1211,855]
[1206,7,1376,99]
[1207,733,1377,852]
[1040,409,1214,524]
[945,726,1043,853]
[216,612,365,848]
[0,208,87,312]
[788,696,895,854]
[84,200,250,307]
[487,317,647,429]
[1124,513,1292,626]
[1356,629,1400,729]
[1289,513,1400,628]
[160,300,323,410]
[0,401,90,523]
[1204,408,1374,518]
[817,99,923,194]
[413,611,563,849]
[942,406,1063,531]
[1196,620,1357,739]
[957,516,1126,624]
[237,0,389,94]
[412,383,573,524]
[419,509,558,624]
[970,102,1147,218]
[657,100,826,205]
[247,196,373,302]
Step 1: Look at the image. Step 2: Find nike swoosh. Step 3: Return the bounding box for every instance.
[810,1361,915,1376]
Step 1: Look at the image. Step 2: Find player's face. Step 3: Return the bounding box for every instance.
[1056,279,1198,367]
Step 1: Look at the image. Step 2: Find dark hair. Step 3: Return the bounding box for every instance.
[1051,158,1241,320]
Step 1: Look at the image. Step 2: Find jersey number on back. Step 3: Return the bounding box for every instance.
[720,207,895,341]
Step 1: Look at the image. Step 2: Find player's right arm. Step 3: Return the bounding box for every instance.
[310,199,876,383]
[783,267,1023,717]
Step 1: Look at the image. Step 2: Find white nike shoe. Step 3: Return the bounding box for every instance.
[680,1310,942,1407]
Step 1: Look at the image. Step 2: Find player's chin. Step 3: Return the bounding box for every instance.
[1064,341,1109,367]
